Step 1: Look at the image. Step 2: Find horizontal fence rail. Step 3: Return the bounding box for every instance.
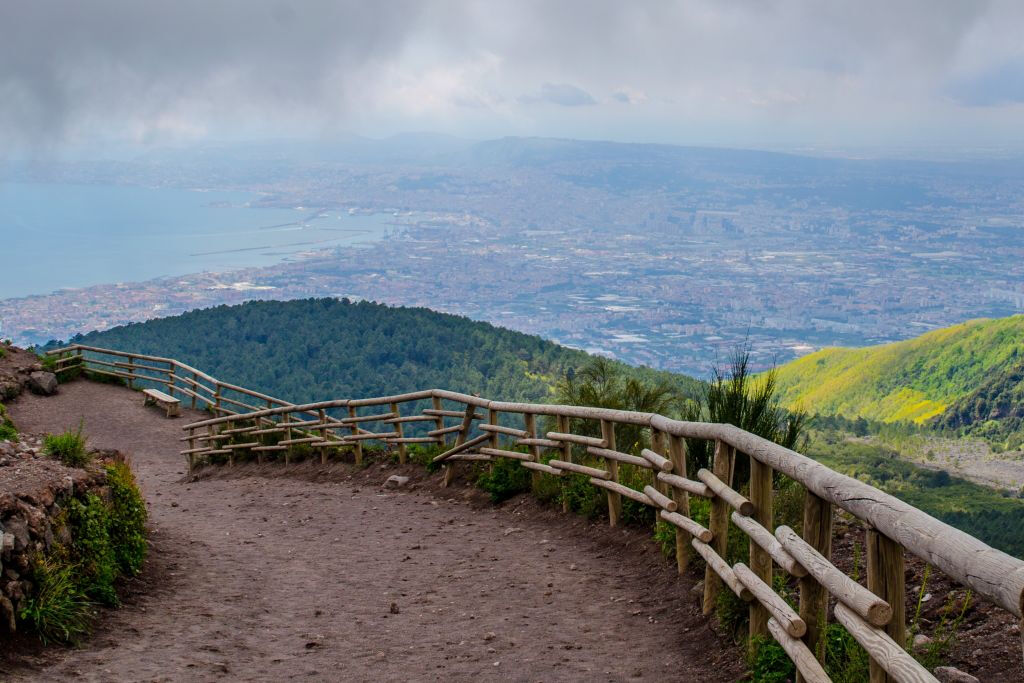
[48,344,1024,682]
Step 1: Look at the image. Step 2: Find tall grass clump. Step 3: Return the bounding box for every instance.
[19,555,94,644]
[0,403,17,441]
[683,349,807,485]
[43,422,90,467]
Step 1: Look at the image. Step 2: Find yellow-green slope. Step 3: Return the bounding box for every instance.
[773,315,1024,423]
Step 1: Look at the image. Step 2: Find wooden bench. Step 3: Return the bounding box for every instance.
[143,388,181,418]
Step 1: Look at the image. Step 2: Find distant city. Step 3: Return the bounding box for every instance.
[3,136,1023,377]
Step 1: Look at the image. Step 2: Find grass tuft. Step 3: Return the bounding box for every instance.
[43,422,90,467]
[0,403,17,441]
[19,554,94,644]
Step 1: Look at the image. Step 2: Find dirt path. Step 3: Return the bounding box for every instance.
[4,381,745,682]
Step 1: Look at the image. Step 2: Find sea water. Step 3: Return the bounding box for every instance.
[0,182,394,299]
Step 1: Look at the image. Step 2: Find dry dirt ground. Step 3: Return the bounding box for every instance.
[3,380,746,682]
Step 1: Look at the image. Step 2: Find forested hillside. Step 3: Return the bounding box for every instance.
[773,315,1024,424]
[934,357,1024,449]
[809,436,1024,557]
[59,298,700,405]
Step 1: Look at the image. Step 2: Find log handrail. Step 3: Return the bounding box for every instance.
[49,343,1024,680]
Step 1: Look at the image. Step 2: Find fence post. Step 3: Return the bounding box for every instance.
[214,383,223,415]
[797,492,833,682]
[867,529,905,683]
[486,408,499,474]
[390,402,406,464]
[523,413,541,489]
[601,419,621,527]
[442,402,476,487]
[558,414,571,513]
[207,424,216,467]
[749,452,774,647]
[431,396,446,447]
[126,355,135,390]
[283,413,293,466]
[651,428,669,524]
[348,406,363,465]
[704,439,735,614]
[668,434,691,573]
[318,408,329,465]
[187,428,196,474]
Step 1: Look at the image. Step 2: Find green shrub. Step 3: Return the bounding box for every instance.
[106,462,148,575]
[530,454,563,503]
[19,461,148,643]
[0,403,17,441]
[824,622,870,683]
[749,635,795,682]
[560,469,608,518]
[66,493,119,605]
[406,444,444,472]
[653,519,676,558]
[715,583,749,642]
[39,354,57,371]
[618,463,655,526]
[477,456,532,503]
[19,555,94,644]
[774,477,805,533]
[84,370,126,386]
[43,422,90,467]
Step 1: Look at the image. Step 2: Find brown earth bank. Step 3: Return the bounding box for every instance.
[2,380,749,682]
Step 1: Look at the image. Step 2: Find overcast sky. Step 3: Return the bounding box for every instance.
[3,0,1024,156]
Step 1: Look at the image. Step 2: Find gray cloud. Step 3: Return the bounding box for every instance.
[2,0,1024,153]
[0,0,433,148]
[947,59,1024,106]
[518,83,596,107]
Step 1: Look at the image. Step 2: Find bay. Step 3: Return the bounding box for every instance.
[0,182,394,299]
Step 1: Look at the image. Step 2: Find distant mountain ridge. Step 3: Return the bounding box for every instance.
[58,298,699,406]
[772,314,1024,436]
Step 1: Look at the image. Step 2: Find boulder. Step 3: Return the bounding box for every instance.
[934,666,980,683]
[27,371,58,396]
[3,518,29,553]
[384,475,410,489]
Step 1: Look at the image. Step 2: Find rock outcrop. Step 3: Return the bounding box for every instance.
[27,371,59,396]
[0,344,60,401]
[0,435,110,634]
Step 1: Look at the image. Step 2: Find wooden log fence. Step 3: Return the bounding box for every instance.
[46,343,1024,681]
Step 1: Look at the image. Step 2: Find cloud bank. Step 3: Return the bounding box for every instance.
[2,0,1023,153]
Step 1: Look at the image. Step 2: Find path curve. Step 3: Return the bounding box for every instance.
[5,381,743,682]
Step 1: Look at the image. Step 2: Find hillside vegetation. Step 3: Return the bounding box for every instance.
[773,315,1024,425]
[810,435,1024,558]
[59,298,700,405]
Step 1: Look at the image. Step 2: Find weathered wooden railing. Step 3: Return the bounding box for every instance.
[48,344,1024,682]
[46,344,323,426]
